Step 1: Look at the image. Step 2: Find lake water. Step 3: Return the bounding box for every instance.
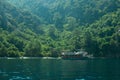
[0,58,120,80]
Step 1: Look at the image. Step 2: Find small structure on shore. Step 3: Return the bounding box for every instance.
[61,50,89,59]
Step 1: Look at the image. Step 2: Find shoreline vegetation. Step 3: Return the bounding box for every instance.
[0,0,120,58]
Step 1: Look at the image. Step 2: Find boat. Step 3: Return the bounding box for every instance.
[61,50,89,60]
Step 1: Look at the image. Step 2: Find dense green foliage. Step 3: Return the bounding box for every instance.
[0,0,120,57]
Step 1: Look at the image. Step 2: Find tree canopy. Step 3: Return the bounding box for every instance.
[0,0,120,57]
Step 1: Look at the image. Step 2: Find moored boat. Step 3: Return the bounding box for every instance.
[61,50,89,60]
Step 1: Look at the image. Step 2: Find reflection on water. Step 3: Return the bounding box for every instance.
[0,58,120,80]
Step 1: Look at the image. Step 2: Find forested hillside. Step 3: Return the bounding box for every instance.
[0,0,120,57]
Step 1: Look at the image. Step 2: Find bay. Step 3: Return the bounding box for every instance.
[0,58,120,80]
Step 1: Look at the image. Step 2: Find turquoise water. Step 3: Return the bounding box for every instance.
[0,58,120,80]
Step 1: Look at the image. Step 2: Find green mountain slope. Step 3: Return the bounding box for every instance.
[0,0,120,57]
[7,0,120,25]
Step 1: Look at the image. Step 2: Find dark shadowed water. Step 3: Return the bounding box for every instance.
[0,58,120,80]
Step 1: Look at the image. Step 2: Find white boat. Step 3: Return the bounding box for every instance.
[61,50,89,60]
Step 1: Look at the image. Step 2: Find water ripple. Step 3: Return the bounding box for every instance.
[9,76,32,80]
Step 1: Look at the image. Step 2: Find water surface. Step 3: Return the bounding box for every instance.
[0,58,120,80]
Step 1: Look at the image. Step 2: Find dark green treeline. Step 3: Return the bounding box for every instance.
[0,0,120,57]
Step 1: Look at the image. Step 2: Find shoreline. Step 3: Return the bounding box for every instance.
[0,57,62,59]
[0,57,119,60]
